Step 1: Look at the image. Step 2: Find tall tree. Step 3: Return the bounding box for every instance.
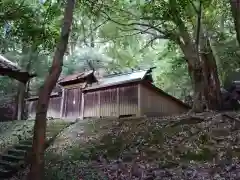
[230,0,240,45]
[27,0,75,179]
[94,0,222,112]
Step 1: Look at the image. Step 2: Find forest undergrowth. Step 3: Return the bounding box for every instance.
[9,111,240,180]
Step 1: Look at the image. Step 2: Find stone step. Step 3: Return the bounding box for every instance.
[14,144,32,151]
[0,122,70,179]
[48,123,67,126]
[46,128,62,132]
[46,127,65,133]
[0,160,23,170]
[19,139,33,145]
[0,154,24,162]
[0,167,11,179]
[7,149,27,156]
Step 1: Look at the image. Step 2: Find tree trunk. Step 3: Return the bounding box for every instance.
[173,0,221,112]
[90,21,95,48]
[199,34,222,110]
[230,0,240,45]
[169,0,205,113]
[17,82,26,120]
[16,48,30,120]
[16,46,35,120]
[177,33,205,112]
[27,1,75,180]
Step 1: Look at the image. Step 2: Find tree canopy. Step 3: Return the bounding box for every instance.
[0,0,240,102]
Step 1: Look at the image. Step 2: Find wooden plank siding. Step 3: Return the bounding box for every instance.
[139,84,187,116]
[100,89,118,117]
[63,88,82,119]
[26,96,62,119]
[83,91,100,117]
[83,85,138,118]
[119,85,138,116]
[26,100,38,119]
[25,81,188,120]
[47,96,62,118]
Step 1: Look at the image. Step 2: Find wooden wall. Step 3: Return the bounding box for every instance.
[26,96,62,119]
[139,84,187,116]
[25,82,187,120]
[83,84,138,118]
[62,88,82,119]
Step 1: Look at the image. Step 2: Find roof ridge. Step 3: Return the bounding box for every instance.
[104,69,149,78]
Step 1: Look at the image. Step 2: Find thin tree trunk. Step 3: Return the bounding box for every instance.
[17,82,26,120]
[16,47,35,120]
[27,1,75,180]
[16,47,29,120]
[90,21,95,48]
[230,0,240,45]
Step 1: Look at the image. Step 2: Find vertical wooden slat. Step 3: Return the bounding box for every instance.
[60,88,65,118]
[137,84,141,116]
[63,88,81,119]
[98,91,101,117]
[78,88,82,118]
[80,92,84,119]
[117,87,120,117]
[118,85,138,116]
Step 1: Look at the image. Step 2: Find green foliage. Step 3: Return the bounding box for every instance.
[154,42,192,99]
[0,0,240,102]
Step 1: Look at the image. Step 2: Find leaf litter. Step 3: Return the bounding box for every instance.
[10,111,240,179]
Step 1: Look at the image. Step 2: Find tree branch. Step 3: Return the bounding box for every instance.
[195,1,202,50]
[139,36,160,52]
[93,31,146,44]
[80,19,88,46]
[78,19,108,45]
[101,11,170,38]
[189,0,199,14]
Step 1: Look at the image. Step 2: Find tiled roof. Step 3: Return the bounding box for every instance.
[84,70,149,91]
[58,70,94,84]
[0,54,35,83]
[0,54,21,71]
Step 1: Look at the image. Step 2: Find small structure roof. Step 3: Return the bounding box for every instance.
[0,54,35,83]
[84,69,152,91]
[58,70,96,86]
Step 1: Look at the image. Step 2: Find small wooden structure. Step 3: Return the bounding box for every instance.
[25,68,189,120]
[0,55,34,83]
[82,69,188,118]
[0,54,34,121]
[58,70,97,119]
[26,91,62,119]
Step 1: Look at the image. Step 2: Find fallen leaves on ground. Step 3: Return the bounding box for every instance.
[10,111,240,179]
